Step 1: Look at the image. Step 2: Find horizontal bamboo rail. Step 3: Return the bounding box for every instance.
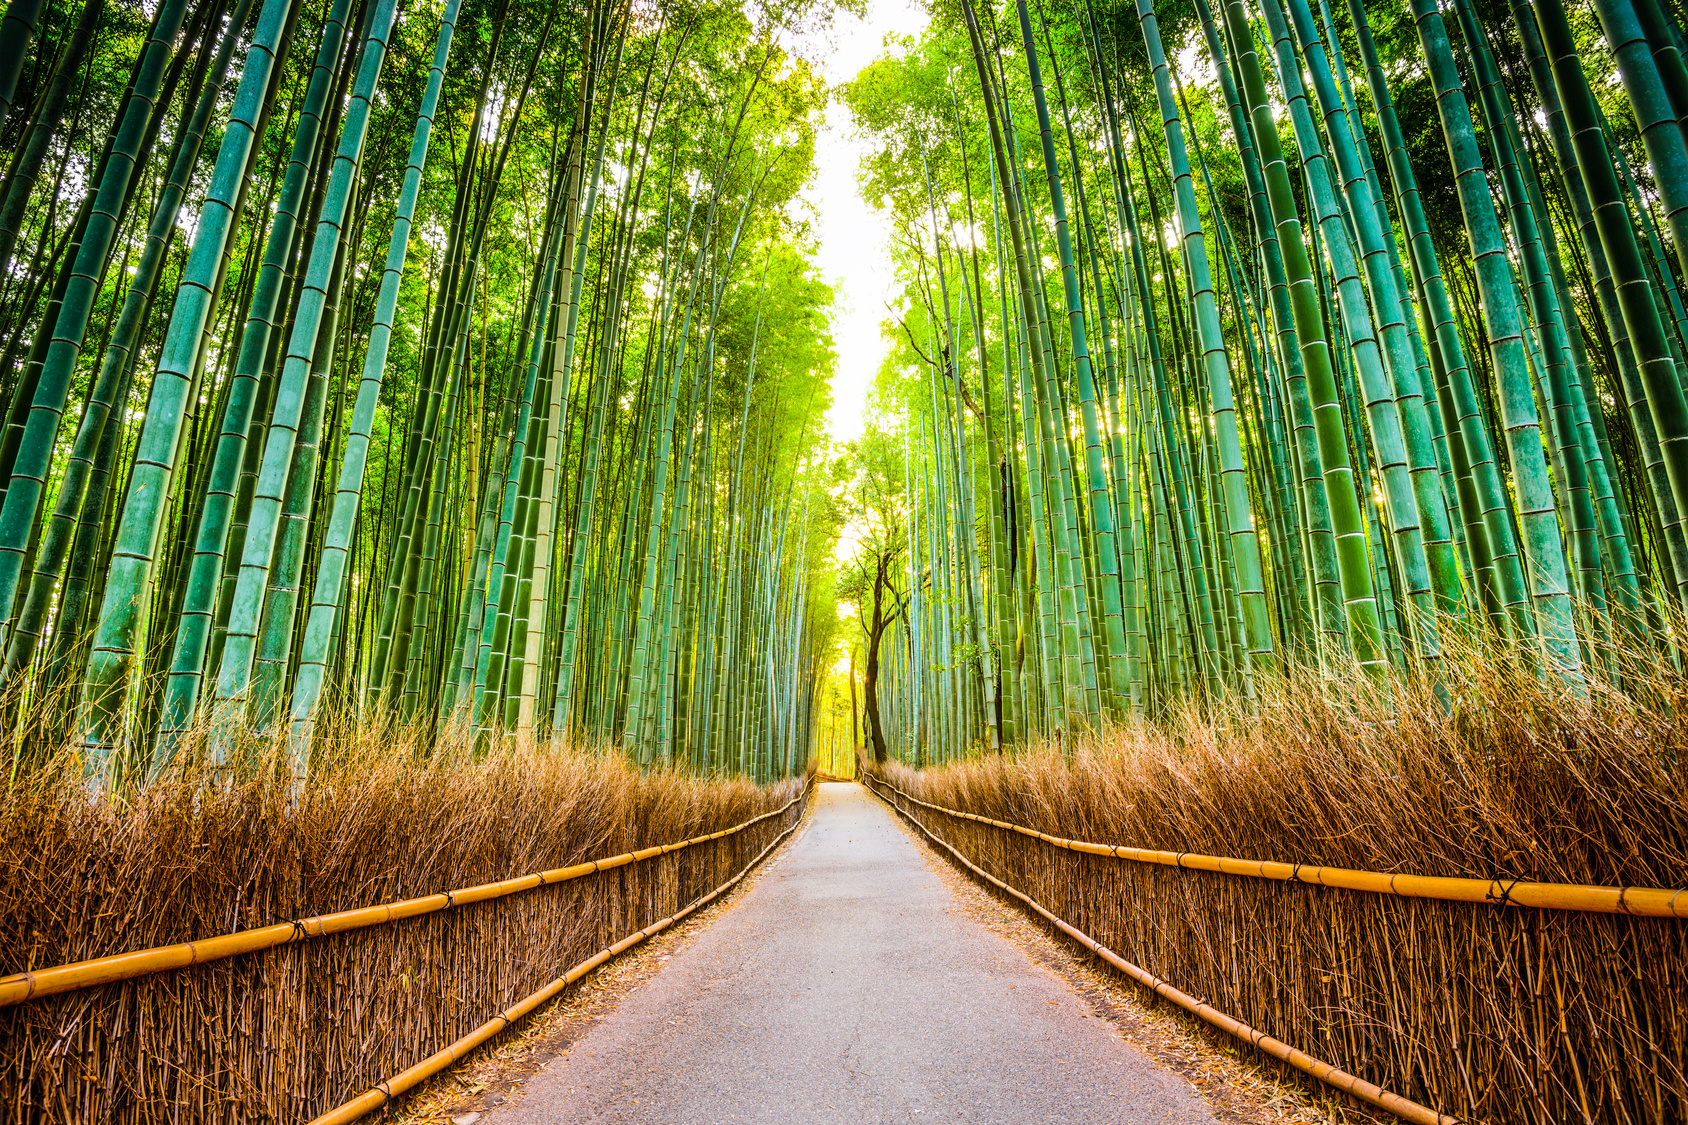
[308,806,807,1125]
[864,776,1457,1125]
[871,778,1688,917]
[0,786,809,1008]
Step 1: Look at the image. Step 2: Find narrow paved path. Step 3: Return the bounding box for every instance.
[488,782,1217,1124]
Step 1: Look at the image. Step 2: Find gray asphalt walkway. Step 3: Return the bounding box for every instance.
[487,781,1217,1124]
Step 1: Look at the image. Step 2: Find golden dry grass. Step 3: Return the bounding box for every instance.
[877,635,1688,1123]
[0,716,807,1123]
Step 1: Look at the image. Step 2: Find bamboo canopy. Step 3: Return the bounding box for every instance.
[837,0,1688,764]
[0,0,839,782]
[4,0,1688,774]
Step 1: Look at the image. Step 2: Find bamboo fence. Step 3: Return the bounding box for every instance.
[0,780,810,1122]
[865,774,1688,1124]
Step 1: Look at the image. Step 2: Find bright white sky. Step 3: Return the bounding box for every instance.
[793,0,930,443]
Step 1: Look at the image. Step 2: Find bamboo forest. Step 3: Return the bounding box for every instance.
[1,0,1686,1117]
[0,0,839,782]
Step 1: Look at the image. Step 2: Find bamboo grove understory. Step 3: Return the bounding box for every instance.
[840,0,1688,763]
[0,0,841,784]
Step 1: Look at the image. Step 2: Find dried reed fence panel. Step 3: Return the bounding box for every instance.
[867,668,1688,1125]
[0,748,807,1123]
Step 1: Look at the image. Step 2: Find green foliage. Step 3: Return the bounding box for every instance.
[0,0,850,784]
[832,0,1688,765]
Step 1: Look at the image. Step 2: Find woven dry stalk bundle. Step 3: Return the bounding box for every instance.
[872,652,1688,1125]
[0,728,808,1123]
